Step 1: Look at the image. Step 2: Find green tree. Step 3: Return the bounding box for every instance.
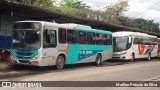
[9,0,54,8]
[60,0,90,9]
[57,0,90,18]
[102,1,129,24]
[128,18,160,32]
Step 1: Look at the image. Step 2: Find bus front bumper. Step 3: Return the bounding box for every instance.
[11,58,42,66]
[112,56,129,60]
[112,52,131,60]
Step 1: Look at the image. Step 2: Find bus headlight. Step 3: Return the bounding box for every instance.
[10,53,15,58]
[121,52,127,55]
[33,53,41,60]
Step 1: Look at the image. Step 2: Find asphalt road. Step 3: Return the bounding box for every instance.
[0,59,160,90]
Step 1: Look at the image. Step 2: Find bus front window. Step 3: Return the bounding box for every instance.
[12,30,41,50]
[113,36,129,52]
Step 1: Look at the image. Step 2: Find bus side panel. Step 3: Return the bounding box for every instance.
[101,46,113,61]
[65,44,78,64]
[41,48,58,66]
[65,44,113,64]
[133,44,158,59]
[151,45,158,57]
[158,43,160,58]
[42,44,68,66]
[132,44,145,59]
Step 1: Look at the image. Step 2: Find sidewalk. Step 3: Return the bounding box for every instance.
[148,76,160,81]
[0,61,10,70]
[0,62,40,79]
[0,61,44,79]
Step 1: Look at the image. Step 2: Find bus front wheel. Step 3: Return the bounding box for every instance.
[130,53,135,62]
[56,55,65,70]
[95,54,102,66]
[147,53,151,60]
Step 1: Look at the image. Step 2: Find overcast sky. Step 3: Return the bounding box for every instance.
[84,0,160,23]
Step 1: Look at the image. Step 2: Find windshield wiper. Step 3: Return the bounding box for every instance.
[114,43,120,52]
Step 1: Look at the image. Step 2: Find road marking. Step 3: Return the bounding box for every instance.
[145,76,160,81]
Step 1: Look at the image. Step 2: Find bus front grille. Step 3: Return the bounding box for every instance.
[17,56,32,59]
[16,52,33,56]
[18,60,30,63]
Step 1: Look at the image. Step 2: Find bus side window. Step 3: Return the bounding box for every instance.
[50,31,56,44]
[134,36,140,44]
[104,34,112,45]
[87,32,95,44]
[67,30,76,44]
[96,33,103,45]
[152,38,158,45]
[58,28,66,44]
[43,30,57,48]
[77,31,86,44]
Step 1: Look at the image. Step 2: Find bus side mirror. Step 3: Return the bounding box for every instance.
[128,37,132,43]
[43,43,48,48]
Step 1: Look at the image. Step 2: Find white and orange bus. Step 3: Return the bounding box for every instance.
[112,31,158,61]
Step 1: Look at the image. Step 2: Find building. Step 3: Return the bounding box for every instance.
[0,0,160,37]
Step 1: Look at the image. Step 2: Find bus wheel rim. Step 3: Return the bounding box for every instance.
[57,58,63,67]
[131,55,134,61]
[148,54,151,60]
[96,55,101,64]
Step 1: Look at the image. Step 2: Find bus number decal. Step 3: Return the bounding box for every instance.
[78,50,102,61]
[78,50,93,55]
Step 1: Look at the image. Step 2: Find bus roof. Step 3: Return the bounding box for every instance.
[15,21,91,29]
[61,23,92,29]
[15,21,112,34]
[113,31,157,38]
[74,26,112,34]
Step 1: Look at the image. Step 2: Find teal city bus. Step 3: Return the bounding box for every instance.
[10,21,113,69]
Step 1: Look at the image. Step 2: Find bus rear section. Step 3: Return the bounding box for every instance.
[63,27,113,66]
[112,31,158,61]
[157,38,160,58]
[54,25,113,69]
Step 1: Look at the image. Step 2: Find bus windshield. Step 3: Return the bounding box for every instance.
[113,36,129,52]
[12,30,41,50]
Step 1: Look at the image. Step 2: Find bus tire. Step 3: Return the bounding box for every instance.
[147,53,151,60]
[95,54,102,66]
[56,55,65,70]
[130,53,135,62]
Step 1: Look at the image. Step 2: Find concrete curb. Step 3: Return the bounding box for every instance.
[149,76,160,81]
[0,71,40,79]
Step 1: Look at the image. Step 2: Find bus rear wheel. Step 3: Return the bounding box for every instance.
[95,54,102,66]
[147,53,151,60]
[56,56,65,70]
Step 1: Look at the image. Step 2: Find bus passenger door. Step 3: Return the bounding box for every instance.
[42,29,58,65]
